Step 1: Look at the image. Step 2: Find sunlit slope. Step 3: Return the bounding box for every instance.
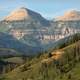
[2,39,80,80]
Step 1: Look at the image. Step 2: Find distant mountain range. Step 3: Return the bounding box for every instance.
[0,7,80,56]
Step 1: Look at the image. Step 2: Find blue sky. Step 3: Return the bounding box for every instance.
[0,0,80,19]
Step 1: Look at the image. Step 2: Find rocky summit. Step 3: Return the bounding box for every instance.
[4,7,50,26]
[56,10,80,21]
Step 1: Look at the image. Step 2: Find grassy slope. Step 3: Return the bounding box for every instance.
[1,40,80,80]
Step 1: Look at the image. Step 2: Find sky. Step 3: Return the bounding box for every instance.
[0,0,80,19]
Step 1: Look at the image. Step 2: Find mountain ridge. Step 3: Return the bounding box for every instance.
[56,10,80,21]
[3,7,50,26]
[0,7,80,56]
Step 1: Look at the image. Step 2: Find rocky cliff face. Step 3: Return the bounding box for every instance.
[0,8,80,55]
[56,10,80,21]
[1,7,50,48]
[50,21,80,41]
[50,10,80,41]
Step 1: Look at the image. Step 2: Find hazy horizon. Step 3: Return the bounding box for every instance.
[0,0,80,20]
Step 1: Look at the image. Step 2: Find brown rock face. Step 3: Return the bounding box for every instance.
[4,7,30,21]
[56,10,80,21]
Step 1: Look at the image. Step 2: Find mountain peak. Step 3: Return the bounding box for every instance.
[64,10,80,17]
[20,7,27,9]
[56,10,80,21]
[4,7,31,21]
[3,7,50,26]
